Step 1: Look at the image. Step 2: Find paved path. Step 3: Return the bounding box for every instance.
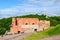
[0,33,32,40]
[39,35,60,40]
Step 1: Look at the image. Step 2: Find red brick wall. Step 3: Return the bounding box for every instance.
[10,18,50,34]
[10,18,39,34]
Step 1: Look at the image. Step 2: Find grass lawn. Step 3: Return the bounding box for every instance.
[23,24,60,40]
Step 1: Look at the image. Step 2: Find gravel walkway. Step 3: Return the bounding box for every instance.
[0,33,32,40]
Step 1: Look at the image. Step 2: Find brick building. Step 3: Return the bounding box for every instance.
[10,18,50,34]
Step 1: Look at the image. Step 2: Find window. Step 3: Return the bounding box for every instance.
[15,18,17,25]
[25,23,28,25]
[32,23,35,25]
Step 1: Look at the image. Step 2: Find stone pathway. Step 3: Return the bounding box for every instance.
[0,33,32,40]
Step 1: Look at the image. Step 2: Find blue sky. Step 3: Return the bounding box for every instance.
[0,0,60,18]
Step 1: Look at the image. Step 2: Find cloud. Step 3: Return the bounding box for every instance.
[0,4,60,18]
[0,8,19,18]
[40,9,59,16]
[0,5,42,18]
[54,0,60,5]
[27,0,60,6]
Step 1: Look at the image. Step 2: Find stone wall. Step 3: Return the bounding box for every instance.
[21,25,38,33]
[10,18,50,34]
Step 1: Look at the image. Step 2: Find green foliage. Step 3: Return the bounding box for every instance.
[48,16,60,26]
[0,17,12,35]
[47,24,60,35]
[0,28,6,35]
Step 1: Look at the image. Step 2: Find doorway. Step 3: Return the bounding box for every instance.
[34,29,37,32]
[18,31,20,34]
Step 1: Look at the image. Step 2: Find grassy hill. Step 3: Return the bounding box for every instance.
[0,14,60,35]
[23,24,60,40]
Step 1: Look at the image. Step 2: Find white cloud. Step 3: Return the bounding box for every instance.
[27,0,60,6]
[0,7,20,18]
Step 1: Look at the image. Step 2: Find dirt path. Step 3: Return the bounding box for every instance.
[0,33,32,40]
[39,35,60,40]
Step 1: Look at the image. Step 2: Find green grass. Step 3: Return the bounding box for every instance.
[23,24,60,40]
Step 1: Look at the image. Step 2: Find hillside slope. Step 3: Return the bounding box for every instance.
[0,14,60,35]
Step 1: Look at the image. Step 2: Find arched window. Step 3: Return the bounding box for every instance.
[32,23,35,25]
[25,23,28,25]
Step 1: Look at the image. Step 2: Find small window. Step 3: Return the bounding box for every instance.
[32,23,35,25]
[25,23,28,25]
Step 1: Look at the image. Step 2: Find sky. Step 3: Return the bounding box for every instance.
[0,0,60,18]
